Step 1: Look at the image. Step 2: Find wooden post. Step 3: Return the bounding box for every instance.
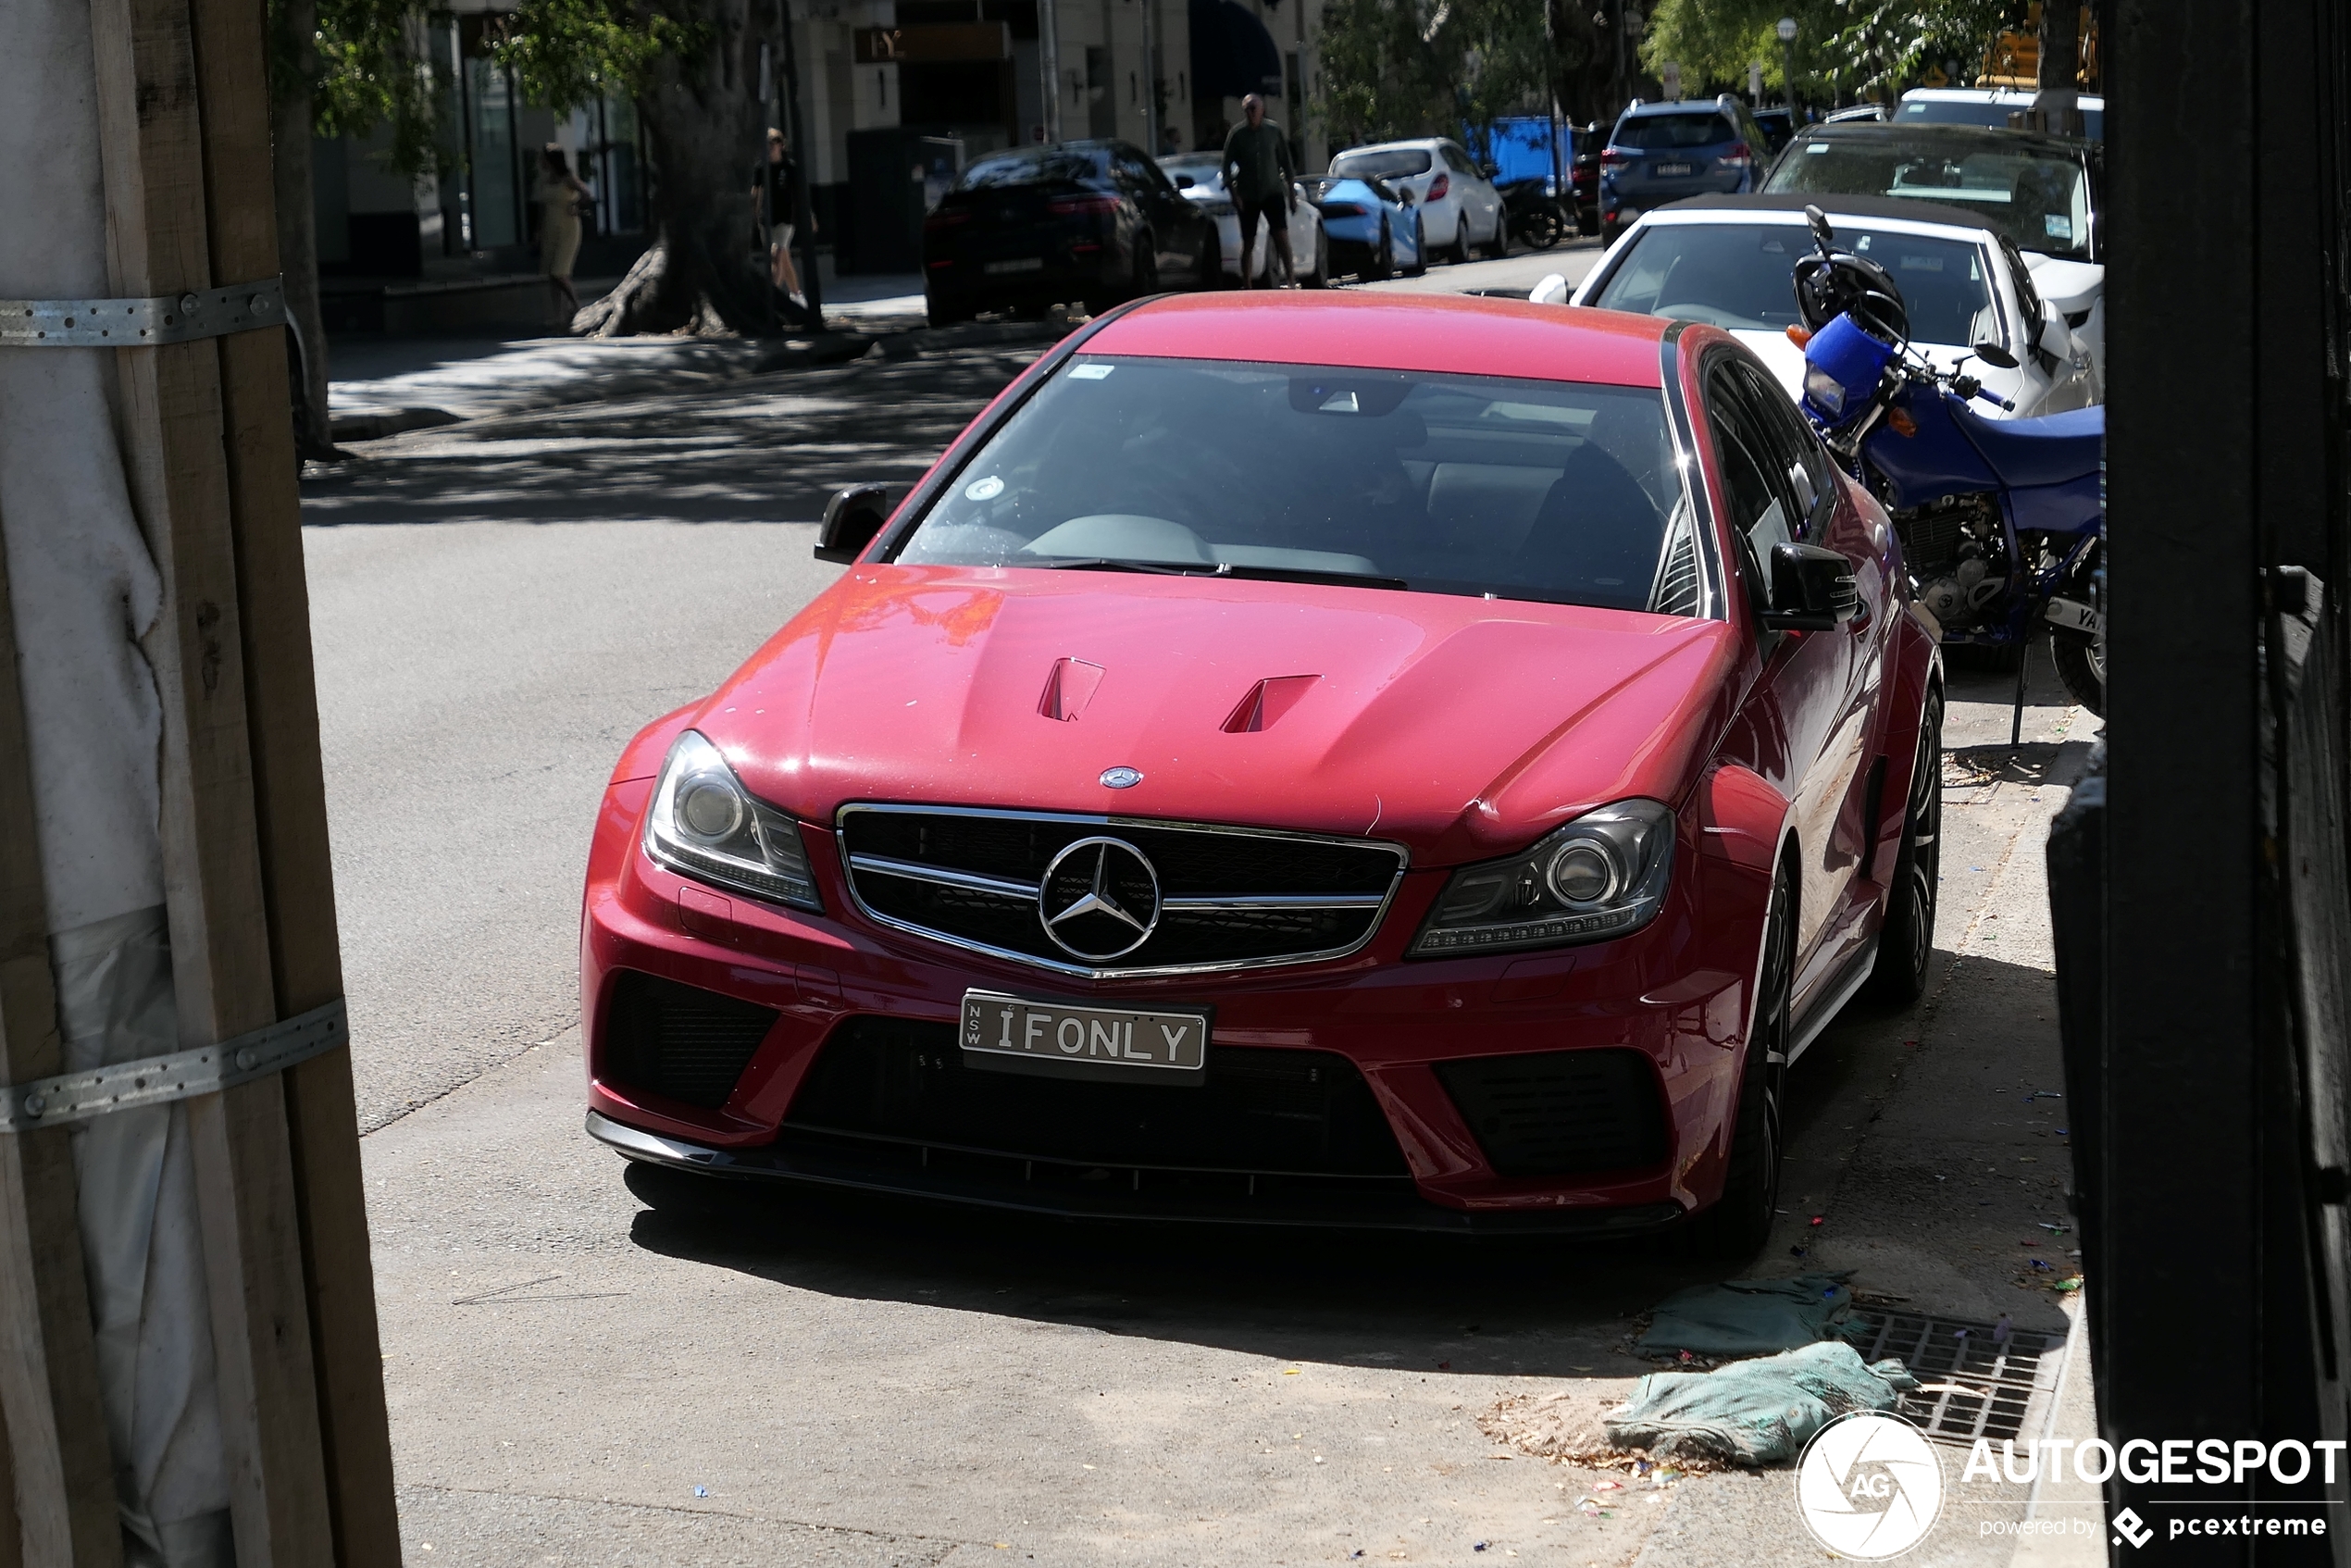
[0,551,122,1568]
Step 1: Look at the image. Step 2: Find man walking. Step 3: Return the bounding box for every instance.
[1221,93,1297,287]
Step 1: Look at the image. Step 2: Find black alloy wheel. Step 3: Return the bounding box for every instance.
[1517,209,1561,251]
[1693,861,1794,1260]
[1367,219,1395,281]
[1865,690,1944,1004]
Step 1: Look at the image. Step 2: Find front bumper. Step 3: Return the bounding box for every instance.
[582,779,1765,1231]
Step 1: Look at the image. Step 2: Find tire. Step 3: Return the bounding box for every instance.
[1600,218,1624,247]
[1365,220,1394,282]
[1515,210,1561,251]
[1130,238,1159,299]
[1301,228,1329,288]
[1446,223,1471,268]
[2052,631,2105,716]
[926,294,970,329]
[1865,689,1943,1005]
[1195,231,1217,291]
[1485,214,1511,258]
[1692,862,1794,1261]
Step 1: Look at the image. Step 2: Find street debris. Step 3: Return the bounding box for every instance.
[1480,1392,1724,1476]
[1602,1341,1921,1466]
[1635,1273,1864,1357]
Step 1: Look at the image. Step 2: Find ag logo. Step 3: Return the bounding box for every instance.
[1795,1411,1945,1559]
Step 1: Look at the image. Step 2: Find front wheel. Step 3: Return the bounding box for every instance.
[1692,863,1793,1260]
[1515,209,1561,251]
[1366,220,1394,281]
[1300,228,1328,288]
[1865,689,1943,1005]
[2052,631,2105,716]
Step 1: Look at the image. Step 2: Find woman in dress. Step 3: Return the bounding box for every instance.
[539,144,591,321]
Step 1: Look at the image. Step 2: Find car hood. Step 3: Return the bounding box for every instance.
[1731,330,2033,417]
[698,566,1740,865]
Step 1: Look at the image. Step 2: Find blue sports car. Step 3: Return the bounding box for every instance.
[1305,175,1424,281]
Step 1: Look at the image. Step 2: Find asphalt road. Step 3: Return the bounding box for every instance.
[307,261,2098,1565]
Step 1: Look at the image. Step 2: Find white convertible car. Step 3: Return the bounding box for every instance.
[1561,193,2099,418]
[1155,153,1327,287]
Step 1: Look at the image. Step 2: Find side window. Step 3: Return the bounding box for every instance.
[1708,370,1798,564]
[1441,143,1475,176]
[1113,151,1156,194]
[1732,360,1831,533]
[1999,235,2045,350]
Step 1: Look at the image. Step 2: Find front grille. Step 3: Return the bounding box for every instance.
[787,1016,1410,1177]
[603,971,778,1109]
[1435,1049,1668,1177]
[838,805,1406,976]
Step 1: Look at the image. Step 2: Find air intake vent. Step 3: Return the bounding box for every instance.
[1651,523,1702,616]
[603,971,777,1109]
[1435,1049,1667,1176]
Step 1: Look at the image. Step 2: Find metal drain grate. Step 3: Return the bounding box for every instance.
[1848,1310,2063,1444]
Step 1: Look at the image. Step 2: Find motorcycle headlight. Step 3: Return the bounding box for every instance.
[1411,800,1674,956]
[1803,364,1847,417]
[642,729,822,911]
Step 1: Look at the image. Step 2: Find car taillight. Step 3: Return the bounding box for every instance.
[1048,195,1122,216]
[1600,148,1628,166]
[1427,173,1450,201]
[924,209,973,230]
[1720,141,1751,168]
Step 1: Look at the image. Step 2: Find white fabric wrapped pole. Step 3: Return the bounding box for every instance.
[0,0,234,1561]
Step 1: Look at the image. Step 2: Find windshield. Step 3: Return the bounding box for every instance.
[1614,113,1736,150]
[1594,221,1997,345]
[1763,134,2094,258]
[1329,147,1434,180]
[1896,97,2105,140]
[893,355,1695,615]
[957,151,1105,190]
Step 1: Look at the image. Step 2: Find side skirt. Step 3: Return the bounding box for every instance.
[1783,935,1880,1067]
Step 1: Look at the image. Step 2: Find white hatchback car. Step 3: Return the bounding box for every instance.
[1325,139,1506,264]
[1156,153,1327,285]
[1566,194,2099,418]
[1895,87,2106,141]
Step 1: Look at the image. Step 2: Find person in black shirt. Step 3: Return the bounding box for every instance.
[753,129,806,301]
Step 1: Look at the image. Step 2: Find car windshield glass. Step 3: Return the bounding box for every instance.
[1614,113,1735,149]
[893,355,1694,615]
[957,152,1104,189]
[1763,134,2094,257]
[1329,147,1434,180]
[1594,221,1996,344]
[1896,97,2105,140]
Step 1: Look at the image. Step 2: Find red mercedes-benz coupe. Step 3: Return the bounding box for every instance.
[579,291,1941,1256]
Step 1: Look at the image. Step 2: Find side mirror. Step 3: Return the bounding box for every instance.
[1761,542,1860,630]
[1804,203,1835,255]
[815,483,891,564]
[1971,340,2020,369]
[1174,173,1195,188]
[1480,161,1500,179]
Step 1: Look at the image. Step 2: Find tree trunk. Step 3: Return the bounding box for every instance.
[573,0,783,338]
[272,0,338,457]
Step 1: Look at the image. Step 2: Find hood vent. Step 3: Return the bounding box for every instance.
[1038,657,1105,722]
[1222,674,1320,733]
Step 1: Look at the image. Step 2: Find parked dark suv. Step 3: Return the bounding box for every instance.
[922,141,1217,326]
[1599,95,1773,243]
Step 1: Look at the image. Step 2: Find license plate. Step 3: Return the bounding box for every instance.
[961,989,1209,1085]
[1652,161,1695,177]
[984,257,1045,275]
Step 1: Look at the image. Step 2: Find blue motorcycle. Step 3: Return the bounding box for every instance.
[1789,206,2105,719]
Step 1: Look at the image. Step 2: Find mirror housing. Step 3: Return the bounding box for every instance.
[815,483,891,564]
[1761,542,1860,630]
[1480,161,1500,179]
[1971,340,2020,369]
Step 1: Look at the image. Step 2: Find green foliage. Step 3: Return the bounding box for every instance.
[491,0,698,117]
[280,0,445,178]
[1638,0,2019,102]
[1315,0,1555,148]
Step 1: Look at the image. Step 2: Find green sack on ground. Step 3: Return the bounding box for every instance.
[1636,1271,1863,1357]
[1603,1340,1920,1466]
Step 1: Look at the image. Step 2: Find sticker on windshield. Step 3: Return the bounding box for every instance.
[2045,215,2073,238]
[1806,143,1831,153]
[1068,363,1115,380]
[964,476,1006,500]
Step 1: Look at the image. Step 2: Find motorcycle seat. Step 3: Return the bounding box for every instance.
[1957,404,2104,490]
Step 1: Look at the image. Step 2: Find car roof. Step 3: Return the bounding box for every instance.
[1084,292,1670,388]
[1336,138,1454,153]
[1900,86,2107,106]
[1643,191,2004,237]
[1788,120,2095,156]
[1621,100,1736,118]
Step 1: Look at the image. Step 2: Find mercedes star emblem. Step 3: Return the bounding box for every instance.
[1099,765,1143,789]
[1038,837,1161,961]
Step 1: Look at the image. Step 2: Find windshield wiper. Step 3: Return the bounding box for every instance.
[1206,563,1412,590]
[1019,556,1198,575]
[1020,557,1410,590]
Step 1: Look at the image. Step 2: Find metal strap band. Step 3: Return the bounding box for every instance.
[0,998,348,1133]
[0,277,285,348]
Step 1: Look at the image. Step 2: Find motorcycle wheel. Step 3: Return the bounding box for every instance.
[2052,630,2106,716]
[1865,689,1943,1005]
[1691,861,1793,1261]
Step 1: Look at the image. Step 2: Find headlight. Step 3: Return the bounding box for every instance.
[1411,800,1674,955]
[642,730,822,912]
[1803,364,1847,416]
